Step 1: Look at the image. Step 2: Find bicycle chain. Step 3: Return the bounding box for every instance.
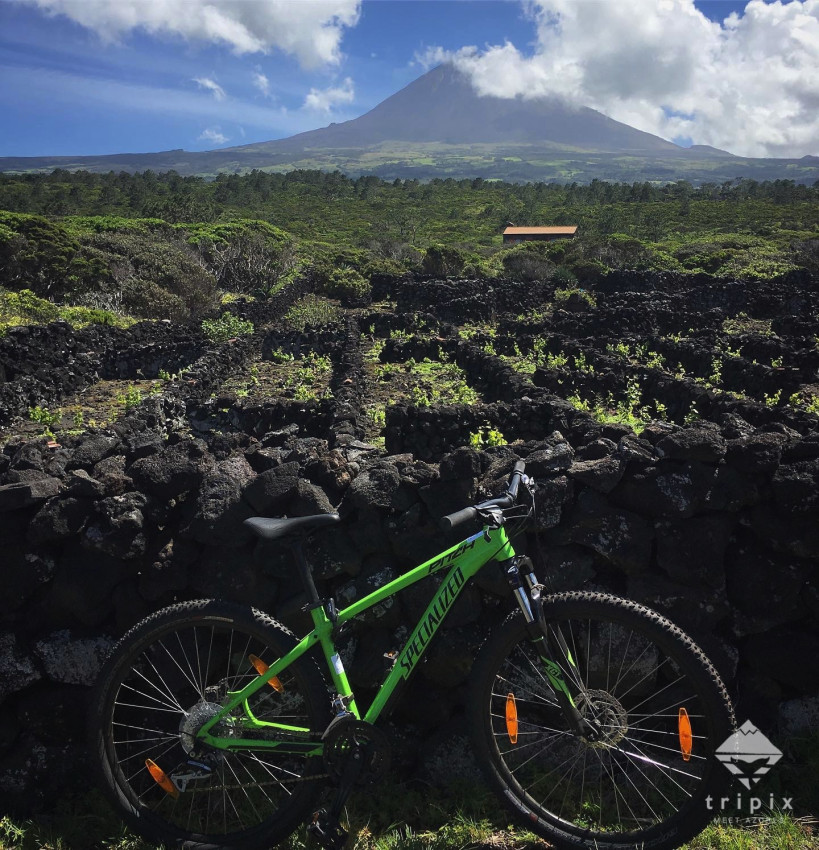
[188,773,330,792]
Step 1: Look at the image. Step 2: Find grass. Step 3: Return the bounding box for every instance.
[1,790,816,850]
[284,295,341,331]
[0,288,137,333]
[687,816,818,849]
[4,732,819,850]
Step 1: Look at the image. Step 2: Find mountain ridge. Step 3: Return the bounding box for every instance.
[224,64,682,154]
[2,63,818,184]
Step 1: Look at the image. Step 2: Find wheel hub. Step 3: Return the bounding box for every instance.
[179,701,235,755]
[577,689,628,748]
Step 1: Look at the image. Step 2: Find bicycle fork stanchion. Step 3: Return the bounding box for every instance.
[503,555,601,741]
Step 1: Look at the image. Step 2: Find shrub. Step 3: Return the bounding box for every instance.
[469,424,507,448]
[116,386,143,411]
[551,265,578,287]
[58,305,133,328]
[28,406,61,428]
[566,258,607,284]
[324,265,371,306]
[84,229,219,318]
[284,295,341,331]
[0,212,96,297]
[201,312,255,343]
[183,220,297,295]
[0,287,59,325]
[122,279,188,322]
[554,287,596,308]
[499,242,556,282]
[422,243,465,277]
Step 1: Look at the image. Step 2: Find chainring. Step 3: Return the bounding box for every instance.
[322,717,391,785]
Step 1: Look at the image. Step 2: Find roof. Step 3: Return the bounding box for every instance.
[503,226,578,235]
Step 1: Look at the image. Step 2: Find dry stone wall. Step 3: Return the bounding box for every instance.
[1,270,818,814]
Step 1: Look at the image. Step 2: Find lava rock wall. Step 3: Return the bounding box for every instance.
[1,405,818,812]
[2,268,819,814]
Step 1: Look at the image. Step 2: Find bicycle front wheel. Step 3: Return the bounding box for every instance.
[90,600,331,850]
[469,592,735,850]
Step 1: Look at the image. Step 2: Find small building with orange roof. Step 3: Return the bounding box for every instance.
[502,226,578,245]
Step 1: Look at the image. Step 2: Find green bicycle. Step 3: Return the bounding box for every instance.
[90,461,735,850]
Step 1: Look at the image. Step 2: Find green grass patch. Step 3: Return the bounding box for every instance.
[201,311,254,343]
[0,784,816,850]
[0,288,136,331]
[283,294,341,331]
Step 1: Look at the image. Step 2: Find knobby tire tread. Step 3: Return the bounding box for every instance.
[468,591,735,850]
[89,599,331,850]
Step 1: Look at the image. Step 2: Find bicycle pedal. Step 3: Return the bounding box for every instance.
[307,809,348,850]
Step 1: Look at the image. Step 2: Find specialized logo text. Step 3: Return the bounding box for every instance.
[400,566,466,676]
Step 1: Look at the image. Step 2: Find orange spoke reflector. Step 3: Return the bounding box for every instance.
[506,693,518,745]
[249,654,284,692]
[678,707,693,762]
[146,759,179,798]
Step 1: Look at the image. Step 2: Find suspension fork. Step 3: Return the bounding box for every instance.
[503,556,601,741]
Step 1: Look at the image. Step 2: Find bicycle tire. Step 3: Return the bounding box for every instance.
[90,600,332,850]
[469,591,735,850]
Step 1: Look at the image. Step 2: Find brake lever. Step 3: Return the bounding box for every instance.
[477,506,505,540]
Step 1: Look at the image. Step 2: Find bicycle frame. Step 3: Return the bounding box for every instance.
[196,525,518,753]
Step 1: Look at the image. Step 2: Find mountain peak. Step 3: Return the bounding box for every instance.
[230,62,681,155]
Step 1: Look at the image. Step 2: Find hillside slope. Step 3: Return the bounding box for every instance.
[231,63,680,153]
[3,64,819,183]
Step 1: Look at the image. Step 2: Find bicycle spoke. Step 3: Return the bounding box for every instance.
[98,606,327,845]
[478,594,733,847]
[130,662,188,713]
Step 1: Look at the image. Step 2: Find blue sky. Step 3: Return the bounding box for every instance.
[1,1,816,159]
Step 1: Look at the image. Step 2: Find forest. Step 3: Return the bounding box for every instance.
[0,169,818,329]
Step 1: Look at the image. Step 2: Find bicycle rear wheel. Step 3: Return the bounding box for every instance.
[469,592,735,850]
[90,600,331,850]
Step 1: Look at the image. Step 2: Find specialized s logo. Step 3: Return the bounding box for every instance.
[399,565,466,677]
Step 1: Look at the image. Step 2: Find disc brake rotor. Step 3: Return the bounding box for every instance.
[577,689,629,749]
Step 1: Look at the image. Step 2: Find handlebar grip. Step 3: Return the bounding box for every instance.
[507,460,526,498]
[440,506,478,531]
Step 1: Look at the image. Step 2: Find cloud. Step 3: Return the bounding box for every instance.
[303,76,354,112]
[193,76,226,101]
[22,0,361,68]
[427,0,819,158]
[0,63,332,141]
[252,69,271,97]
[198,127,228,145]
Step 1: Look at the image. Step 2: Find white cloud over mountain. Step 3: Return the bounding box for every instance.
[303,77,355,112]
[23,0,361,68]
[193,77,226,101]
[252,70,271,98]
[198,127,228,145]
[422,0,819,158]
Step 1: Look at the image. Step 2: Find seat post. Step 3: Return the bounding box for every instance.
[290,540,322,606]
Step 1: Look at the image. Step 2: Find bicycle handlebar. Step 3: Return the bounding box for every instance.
[439,505,478,530]
[507,460,526,499]
[440,460,527,531]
